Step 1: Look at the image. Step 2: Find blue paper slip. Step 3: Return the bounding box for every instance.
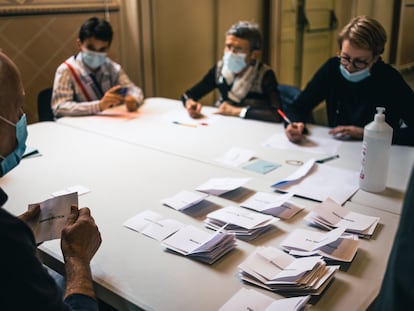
[243,159,281,174]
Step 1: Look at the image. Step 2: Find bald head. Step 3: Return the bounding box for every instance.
[0,51,24,161]
[0,52,24,119]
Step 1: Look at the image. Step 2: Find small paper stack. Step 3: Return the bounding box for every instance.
[304,198,380,238]
[204,206,277,241]
[280,227,359,262]
[161,225,237,264]
[219,288,310,311]
[238,246,338,296]
[240,192,304,220]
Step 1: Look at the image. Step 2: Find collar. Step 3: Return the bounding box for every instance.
[0,187,8,206]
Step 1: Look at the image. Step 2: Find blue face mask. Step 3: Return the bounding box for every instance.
[81,49,107,69]
[339,64,371,83]
[0,114,28,177]
[223,51,247,73]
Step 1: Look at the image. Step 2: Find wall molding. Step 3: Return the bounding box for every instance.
[0,2,119,16]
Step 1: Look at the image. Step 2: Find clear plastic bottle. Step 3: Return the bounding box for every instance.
[359,107,393,192]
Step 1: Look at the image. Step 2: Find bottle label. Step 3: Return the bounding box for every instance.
[359,141,367,180]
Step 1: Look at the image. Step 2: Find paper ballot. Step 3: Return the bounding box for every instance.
[271,159,359,204]
[196,177,250,196]
[161,190,208,210]
[27,192,78,244]
[305,198,380,237]
[219,288,310,311]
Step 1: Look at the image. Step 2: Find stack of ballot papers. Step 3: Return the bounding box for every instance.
[204,206,278,241]
[161,190,208,211]
[219,288,310,311]
[280,227,359,262]
[161,225,237,264]
[123,210,185,241]
[240,192,304,219]
[304,198,380,238]
[124,211,237,264]
[238,246,338,296]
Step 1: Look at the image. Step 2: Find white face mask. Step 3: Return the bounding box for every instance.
[81,49,107,69]
[339,64,371,83]
[223,51,247,73]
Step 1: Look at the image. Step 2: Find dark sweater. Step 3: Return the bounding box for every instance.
[285,57,414,146]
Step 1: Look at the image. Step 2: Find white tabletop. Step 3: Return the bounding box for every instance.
[0,121,403,311]
[57,97,414,214]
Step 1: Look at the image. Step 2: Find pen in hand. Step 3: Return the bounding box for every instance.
[277,109,297,128]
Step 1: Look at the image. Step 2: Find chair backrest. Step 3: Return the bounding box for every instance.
[37,88,54,122]
[278,84,314,123]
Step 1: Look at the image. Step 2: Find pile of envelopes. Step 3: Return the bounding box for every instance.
[238,246,338,296]
[204,206,278,241]
[161,225,237,264]
[280,227,359,262]
[304,198,380,238]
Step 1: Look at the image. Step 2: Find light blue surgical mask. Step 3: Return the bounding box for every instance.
[339,64,371,83]
[0,114,28,177]
[223,51,247,73]
[81,49,107,69]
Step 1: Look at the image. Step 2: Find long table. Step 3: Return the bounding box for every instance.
[1,97,412,310]
[57,97,414,214]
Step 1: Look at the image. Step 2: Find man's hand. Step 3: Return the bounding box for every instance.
[61,205,101,264]
[285,122,305,143]
[125,95,139,112]
[329,125,363,140]
[185,98,202,118]
[18,204,40,223]
[214,101,241,117]
[99,85,124,111]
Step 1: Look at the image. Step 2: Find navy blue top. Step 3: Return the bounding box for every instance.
[285,57,414,146]
[0,187,98,311]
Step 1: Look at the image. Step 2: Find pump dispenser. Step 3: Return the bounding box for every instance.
[359,107,393,192]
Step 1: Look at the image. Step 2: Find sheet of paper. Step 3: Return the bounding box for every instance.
[141,218,185,241]
[280,227,346,252]
[162,105,222,126]
[313,198,379,231]
[161,225,213,255]
[52,184,91,197]
[215,147,256,167]
[263,132,341,155]
[272,163,359,205]
[240,192,303,219]
[218,288,274,311]
[206,206,276,230]
[27,192,78,243]
[196,177,250,196]
[161,190,208,210]
[123,210,164,233]
[272,159,315,187]
[243,159,281,174]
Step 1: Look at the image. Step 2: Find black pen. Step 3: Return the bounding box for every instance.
[315,154,340,164]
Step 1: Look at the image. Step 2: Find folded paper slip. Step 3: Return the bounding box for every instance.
[304,198,380,238]
[218,287,310,311]
[238,246,338,296]
[271,159,359,205]
[161,225,237,264]
[240,192,304,220]
[204,206,278,241]
[280,227,359,262]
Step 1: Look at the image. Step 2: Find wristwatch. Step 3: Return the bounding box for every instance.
[239,107,248,118]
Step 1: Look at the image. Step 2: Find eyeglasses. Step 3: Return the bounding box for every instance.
[338,55,370,70]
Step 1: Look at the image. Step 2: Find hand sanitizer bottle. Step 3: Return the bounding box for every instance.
[359,107,393,192]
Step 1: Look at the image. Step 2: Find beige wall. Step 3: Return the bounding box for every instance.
[1,0,411,124]
[0,2,121,124]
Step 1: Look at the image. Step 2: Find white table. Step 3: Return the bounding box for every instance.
[57,97,414,214]
[0,122,402,311]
